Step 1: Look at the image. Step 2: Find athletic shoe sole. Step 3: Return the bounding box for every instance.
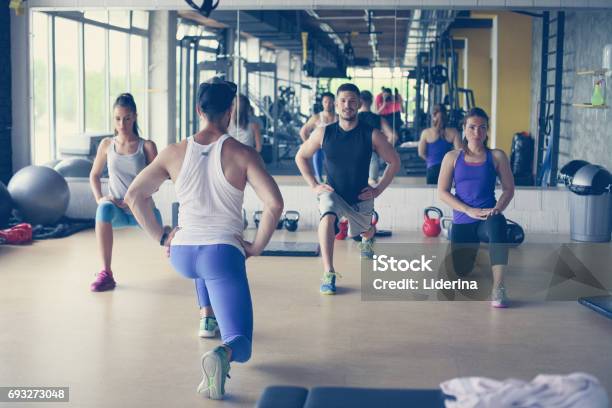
[198,328,220,338]
[197,350,224,400]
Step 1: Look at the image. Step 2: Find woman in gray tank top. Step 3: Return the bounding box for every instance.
[88,93,160,292]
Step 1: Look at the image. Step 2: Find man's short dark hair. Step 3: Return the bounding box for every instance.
[321,92,335,101]
[336,83,360,98]
[196,78,237,121]
[360,90,373,104]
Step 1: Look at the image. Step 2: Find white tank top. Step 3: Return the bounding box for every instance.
[228,122,255,148]
[171,134,245,255]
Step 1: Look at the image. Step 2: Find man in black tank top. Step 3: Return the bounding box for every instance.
[295,83,401,295]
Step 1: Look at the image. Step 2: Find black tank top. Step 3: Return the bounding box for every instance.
[358,111,382,130]
[322,121,373,205]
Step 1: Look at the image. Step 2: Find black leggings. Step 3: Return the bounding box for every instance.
[426,164,441,185]
[450,213,508,277]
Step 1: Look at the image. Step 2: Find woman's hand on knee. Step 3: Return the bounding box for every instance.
[466,207,490,220]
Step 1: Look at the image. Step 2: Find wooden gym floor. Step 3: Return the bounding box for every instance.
[0,228,611,407]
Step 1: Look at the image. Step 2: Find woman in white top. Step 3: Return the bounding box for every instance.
[228,94,262,152]
[125,78,283,400]
[88,93,160,292]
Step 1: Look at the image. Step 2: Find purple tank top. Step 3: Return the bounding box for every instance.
[426,135,453,168]
[453,150,497,224]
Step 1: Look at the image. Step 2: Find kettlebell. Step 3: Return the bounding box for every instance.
[253,210,263,228]
[422,206,443,237]
[440,216,453,240]
[505,219,525,247]
[371,210,379,226]
[284,210,300,232]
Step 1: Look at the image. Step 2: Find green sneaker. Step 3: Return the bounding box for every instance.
[197,346,231,400]
[359,237,375,259]
[320,271,339,295]
[199,316,220,338]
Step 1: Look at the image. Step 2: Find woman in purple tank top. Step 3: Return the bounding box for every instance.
[418,104,461,185]
[438,108,515,308]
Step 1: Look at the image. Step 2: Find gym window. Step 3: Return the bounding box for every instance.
[30,10,149,165]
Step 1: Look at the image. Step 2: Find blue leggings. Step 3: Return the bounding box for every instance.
[170,244,253,363]
[95,201,162,228]
[313,149,325,182]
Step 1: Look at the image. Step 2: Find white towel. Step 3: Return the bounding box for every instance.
[440,372,609,408]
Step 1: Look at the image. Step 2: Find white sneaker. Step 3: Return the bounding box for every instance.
[491,285,509,308]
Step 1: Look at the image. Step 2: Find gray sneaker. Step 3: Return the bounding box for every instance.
[197,346,231,400]
[199,316,220,338]
[491,285,509,308]
[359,237,375,259]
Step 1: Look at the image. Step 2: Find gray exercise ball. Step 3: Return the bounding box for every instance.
[0,181,12,228]
[7,166,70,225]
[54,157,93,178]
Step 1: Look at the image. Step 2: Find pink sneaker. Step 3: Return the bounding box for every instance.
[90,270,116,292]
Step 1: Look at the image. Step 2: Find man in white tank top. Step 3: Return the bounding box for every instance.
[300,92,338,183]
[125,78,283,400]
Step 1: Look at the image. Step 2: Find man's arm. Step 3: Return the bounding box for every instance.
[380,117,398,146]
[295,126,328,191]
[124,147,173,243]
[243,151,284,256]
[371,129,400,193]
[299,115,318,143]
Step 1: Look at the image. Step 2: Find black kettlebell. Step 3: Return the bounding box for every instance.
[505,219,525,247]
[253,210,263,228]
[284,210,300,232]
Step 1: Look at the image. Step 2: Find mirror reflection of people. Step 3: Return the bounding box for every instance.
[438,107,515,308]
[88,93,161,292]
[418,104,461,185]
[358,90,398,185]
[295,83,400,295]
[228,94,262,153]
[125,78,283,400]
[375,87,403,133]
[300,92,338,183]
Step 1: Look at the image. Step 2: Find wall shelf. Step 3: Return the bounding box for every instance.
[577,69,609,76]
[572,103,608,109]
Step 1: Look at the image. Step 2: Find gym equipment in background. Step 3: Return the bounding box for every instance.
[0,223,32,245]
[261,242,320,257]
[54,157,94,178]
[284,211,300,232]
[7,166,70,226]
[0,181,13,228]
[242,208,248,230]
[254,210,285,230]
[422,207,443,237]
[510,132,535,186]
[440,216,453,239]
[558,160,590,186]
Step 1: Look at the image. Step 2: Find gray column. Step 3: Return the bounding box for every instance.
[148,11,177,148]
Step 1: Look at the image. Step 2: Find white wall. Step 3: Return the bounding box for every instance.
[65,178,572,234]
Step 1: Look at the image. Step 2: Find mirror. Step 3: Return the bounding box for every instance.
[27,6,602,188]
